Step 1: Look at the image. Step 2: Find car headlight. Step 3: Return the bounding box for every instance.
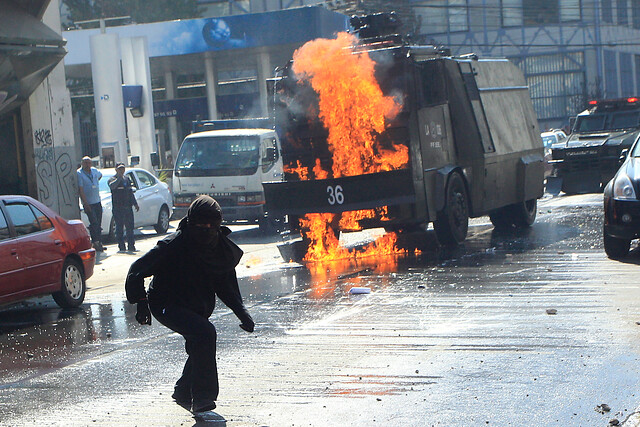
[613,174,637,200]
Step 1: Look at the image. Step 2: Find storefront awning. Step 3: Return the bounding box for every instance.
[0,0,66,115]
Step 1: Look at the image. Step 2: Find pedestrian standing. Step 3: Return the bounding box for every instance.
[108,162,139,252]
[77,156,105,252]
[125,195,254,413]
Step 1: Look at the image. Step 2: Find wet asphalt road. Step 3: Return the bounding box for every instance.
[0,192,639,426]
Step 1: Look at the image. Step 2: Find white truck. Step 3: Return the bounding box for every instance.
[172,119,284,232]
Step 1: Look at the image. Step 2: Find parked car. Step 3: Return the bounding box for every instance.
[81,167,173,240]
[541,129,568,149]
[603,138,640,258]
[0,195,95,308]
[541,130,568,177]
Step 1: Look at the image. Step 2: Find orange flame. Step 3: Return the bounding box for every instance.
[313,158,329,180]
[291,32,411,262]
[284,160,309,180]
[292,32,406,179]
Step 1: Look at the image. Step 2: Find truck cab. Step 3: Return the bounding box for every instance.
[172,121,283,231]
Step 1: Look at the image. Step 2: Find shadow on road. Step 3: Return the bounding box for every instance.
[193,411,226,426]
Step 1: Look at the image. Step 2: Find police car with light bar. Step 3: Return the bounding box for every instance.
[551,97,640,194]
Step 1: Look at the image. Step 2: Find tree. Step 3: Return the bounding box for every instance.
[63,0,202,25]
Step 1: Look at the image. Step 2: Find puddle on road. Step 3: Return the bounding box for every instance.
[0,299,148,381]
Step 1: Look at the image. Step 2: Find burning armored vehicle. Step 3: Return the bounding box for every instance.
[263,13,545,260]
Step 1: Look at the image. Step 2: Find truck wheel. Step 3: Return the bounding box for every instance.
[52,258,86,308]
[434,172,469,245]
[154,206,170,234]
[603,228,630,259]
[511,199,537,228]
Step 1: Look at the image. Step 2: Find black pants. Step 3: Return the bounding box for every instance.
[113,207,134,248]
[85,203,103,243]
[149,303,219,403]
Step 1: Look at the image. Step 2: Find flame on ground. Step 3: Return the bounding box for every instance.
[291,32,411,262]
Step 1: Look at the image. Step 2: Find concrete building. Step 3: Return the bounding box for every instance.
[299,0,640,130]
[0,0,79,219]
[201,0,640,131]
[408,0,640,130]
[63,6,349,169]
[63,0,640,164]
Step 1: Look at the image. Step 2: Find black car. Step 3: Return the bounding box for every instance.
[603,137,640,258]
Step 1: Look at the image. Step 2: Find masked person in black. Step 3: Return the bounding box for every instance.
[125,195,254,413]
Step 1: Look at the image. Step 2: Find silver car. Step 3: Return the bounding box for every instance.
[81,167,173,240]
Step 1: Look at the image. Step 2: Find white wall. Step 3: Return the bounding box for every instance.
[23,0,80,219]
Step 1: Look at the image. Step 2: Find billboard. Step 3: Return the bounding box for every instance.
[63,7,350,65]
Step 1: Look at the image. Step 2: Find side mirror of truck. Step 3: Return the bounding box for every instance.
[150,152,160,167]
[619,149,629,164]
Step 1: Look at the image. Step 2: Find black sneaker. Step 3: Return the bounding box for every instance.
[192,400,216,413]
[128,245,137,252]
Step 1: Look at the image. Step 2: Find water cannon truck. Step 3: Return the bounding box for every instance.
[263,12,545,249]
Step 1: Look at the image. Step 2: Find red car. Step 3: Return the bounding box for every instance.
[0,195,95,308]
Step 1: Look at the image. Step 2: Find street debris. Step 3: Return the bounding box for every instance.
[596,404,611,413]
[546,309,557,315]
[349,287,371,295]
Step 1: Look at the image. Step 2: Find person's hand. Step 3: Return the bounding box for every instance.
[135,205,140,212]
[239,315,254,333]
[84,205,91,213]
[135,300,152,325]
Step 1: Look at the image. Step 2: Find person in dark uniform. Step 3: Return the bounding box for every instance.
[125,195,254,413]
[108,163,139,252]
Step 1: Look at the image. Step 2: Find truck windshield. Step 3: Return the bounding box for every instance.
[176,136,260,177]
[575,111,640,132]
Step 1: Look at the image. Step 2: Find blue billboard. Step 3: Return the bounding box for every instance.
[63,7,350,65]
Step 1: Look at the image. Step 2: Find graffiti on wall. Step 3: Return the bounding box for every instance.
[34,128,53,148]
[33,128,78,218]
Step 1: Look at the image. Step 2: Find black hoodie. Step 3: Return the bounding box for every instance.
[125,196,251,322]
